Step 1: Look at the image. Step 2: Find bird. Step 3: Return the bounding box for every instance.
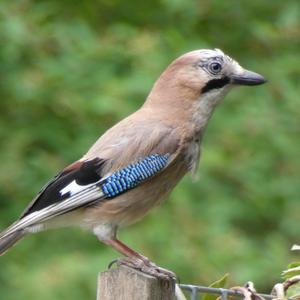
[0,48,266,278]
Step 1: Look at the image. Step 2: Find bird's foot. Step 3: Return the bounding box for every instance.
[110,256,176,280]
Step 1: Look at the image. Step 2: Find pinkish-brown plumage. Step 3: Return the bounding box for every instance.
[0,49,266,277]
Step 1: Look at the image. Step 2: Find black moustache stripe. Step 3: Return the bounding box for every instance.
[201,76,230,93]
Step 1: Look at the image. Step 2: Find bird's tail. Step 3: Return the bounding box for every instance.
[0,229,26,256]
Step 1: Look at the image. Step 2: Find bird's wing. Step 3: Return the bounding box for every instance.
[19,158,105,219]
[1,119,181,238]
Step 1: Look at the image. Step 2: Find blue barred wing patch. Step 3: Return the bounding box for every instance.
[100,154,170,198]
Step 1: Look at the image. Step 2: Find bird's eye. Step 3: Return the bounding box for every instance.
[208,62,222,74]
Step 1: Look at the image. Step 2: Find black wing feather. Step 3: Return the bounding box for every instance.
[20,158,105,219]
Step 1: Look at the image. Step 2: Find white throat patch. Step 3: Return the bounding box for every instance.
[193,86,230,130]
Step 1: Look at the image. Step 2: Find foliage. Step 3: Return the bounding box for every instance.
[0,0,299,299]
[282,247,300,299]
[202,273,229,300]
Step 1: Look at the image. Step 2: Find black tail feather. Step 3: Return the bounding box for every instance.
[0,230,25,256]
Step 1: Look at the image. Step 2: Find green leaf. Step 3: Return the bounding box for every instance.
[286,282,300,299]
[282,263,300,280]
[288,263,300,269]
[202,274,229,300]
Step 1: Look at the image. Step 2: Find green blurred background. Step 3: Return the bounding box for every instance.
[0,0,299,299]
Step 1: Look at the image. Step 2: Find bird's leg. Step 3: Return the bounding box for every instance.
[104,238,176,280]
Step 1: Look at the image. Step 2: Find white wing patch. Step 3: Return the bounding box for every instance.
[60,180,95,196]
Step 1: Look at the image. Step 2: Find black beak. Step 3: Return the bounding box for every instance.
[231,70,266,86]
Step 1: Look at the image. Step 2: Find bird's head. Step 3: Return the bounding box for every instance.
[146,48,266,117]
[169,48,266,96]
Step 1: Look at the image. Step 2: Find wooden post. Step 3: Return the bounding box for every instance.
[97,265,176,300]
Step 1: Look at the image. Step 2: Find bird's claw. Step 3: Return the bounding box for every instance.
[107,259,119,269]
[109,256,176,280]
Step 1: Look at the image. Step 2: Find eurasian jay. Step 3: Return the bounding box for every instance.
[0,49,266,278]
